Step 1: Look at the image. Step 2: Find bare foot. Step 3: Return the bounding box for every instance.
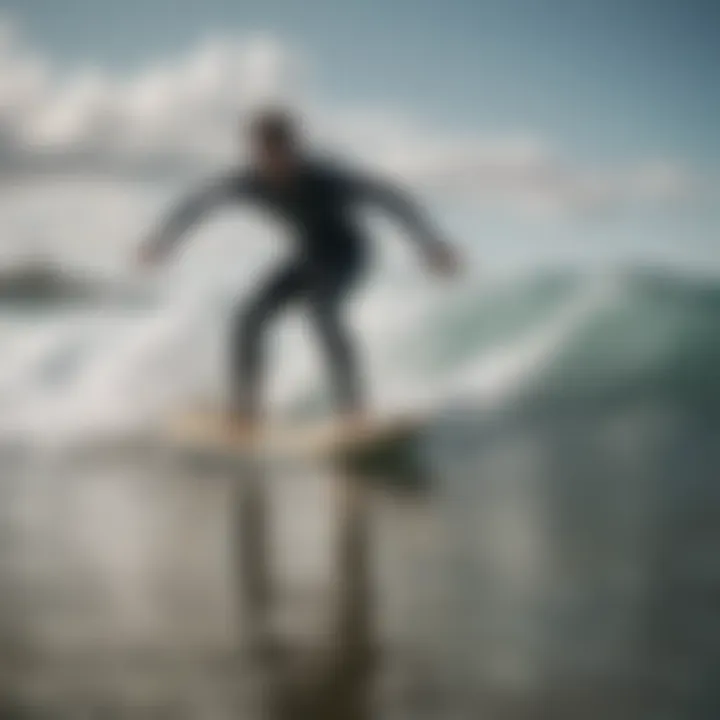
[337,411,370,436]
[225,408,262,438]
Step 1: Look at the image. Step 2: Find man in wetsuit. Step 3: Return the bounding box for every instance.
[138,109,459,430]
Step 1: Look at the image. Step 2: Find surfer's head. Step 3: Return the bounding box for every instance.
[247,107,301,184]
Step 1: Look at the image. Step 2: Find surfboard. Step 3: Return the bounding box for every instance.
[162,408,429,488]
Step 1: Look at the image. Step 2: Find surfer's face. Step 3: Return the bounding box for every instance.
[253,139,297,185]
[249,114,299,186]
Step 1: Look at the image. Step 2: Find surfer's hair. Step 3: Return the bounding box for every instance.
[249,107,298,151]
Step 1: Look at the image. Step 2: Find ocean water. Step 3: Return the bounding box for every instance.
[0,263,719,718]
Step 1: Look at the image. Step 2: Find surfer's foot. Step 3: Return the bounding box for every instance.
[225,407,262,437]
[337,410,370,435]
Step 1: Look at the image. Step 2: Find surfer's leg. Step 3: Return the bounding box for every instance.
[231,263,305,420]
[306,262,365,417]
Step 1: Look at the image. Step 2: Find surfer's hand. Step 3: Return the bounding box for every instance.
[426,241,461,278]
[136,241,166,269]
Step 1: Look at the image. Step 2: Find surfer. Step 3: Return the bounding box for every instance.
[138,108,459,431]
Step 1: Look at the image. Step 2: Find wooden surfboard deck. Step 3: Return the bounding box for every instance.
[165,409,422,457]
[162,408,429,489]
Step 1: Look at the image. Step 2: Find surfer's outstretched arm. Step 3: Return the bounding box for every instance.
[138,174,252,265]
[351,172,460,275]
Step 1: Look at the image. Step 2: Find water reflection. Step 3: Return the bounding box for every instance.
[1,398,719,718]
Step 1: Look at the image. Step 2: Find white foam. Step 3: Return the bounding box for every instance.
[0,269,614,446]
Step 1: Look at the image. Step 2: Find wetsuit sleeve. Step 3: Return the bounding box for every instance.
[143,172,256,258]
[347,170,445,251]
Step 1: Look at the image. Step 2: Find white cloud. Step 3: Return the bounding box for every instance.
[324,112,698,217]
[0,22,303,175]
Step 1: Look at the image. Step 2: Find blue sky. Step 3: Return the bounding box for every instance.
[4,0,719,163]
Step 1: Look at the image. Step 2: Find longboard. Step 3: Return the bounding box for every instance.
[162,408,429,489]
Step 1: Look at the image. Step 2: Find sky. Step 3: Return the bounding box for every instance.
[0,0,718,271]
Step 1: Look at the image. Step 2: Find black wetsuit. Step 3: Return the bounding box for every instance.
[150,157,441,417]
